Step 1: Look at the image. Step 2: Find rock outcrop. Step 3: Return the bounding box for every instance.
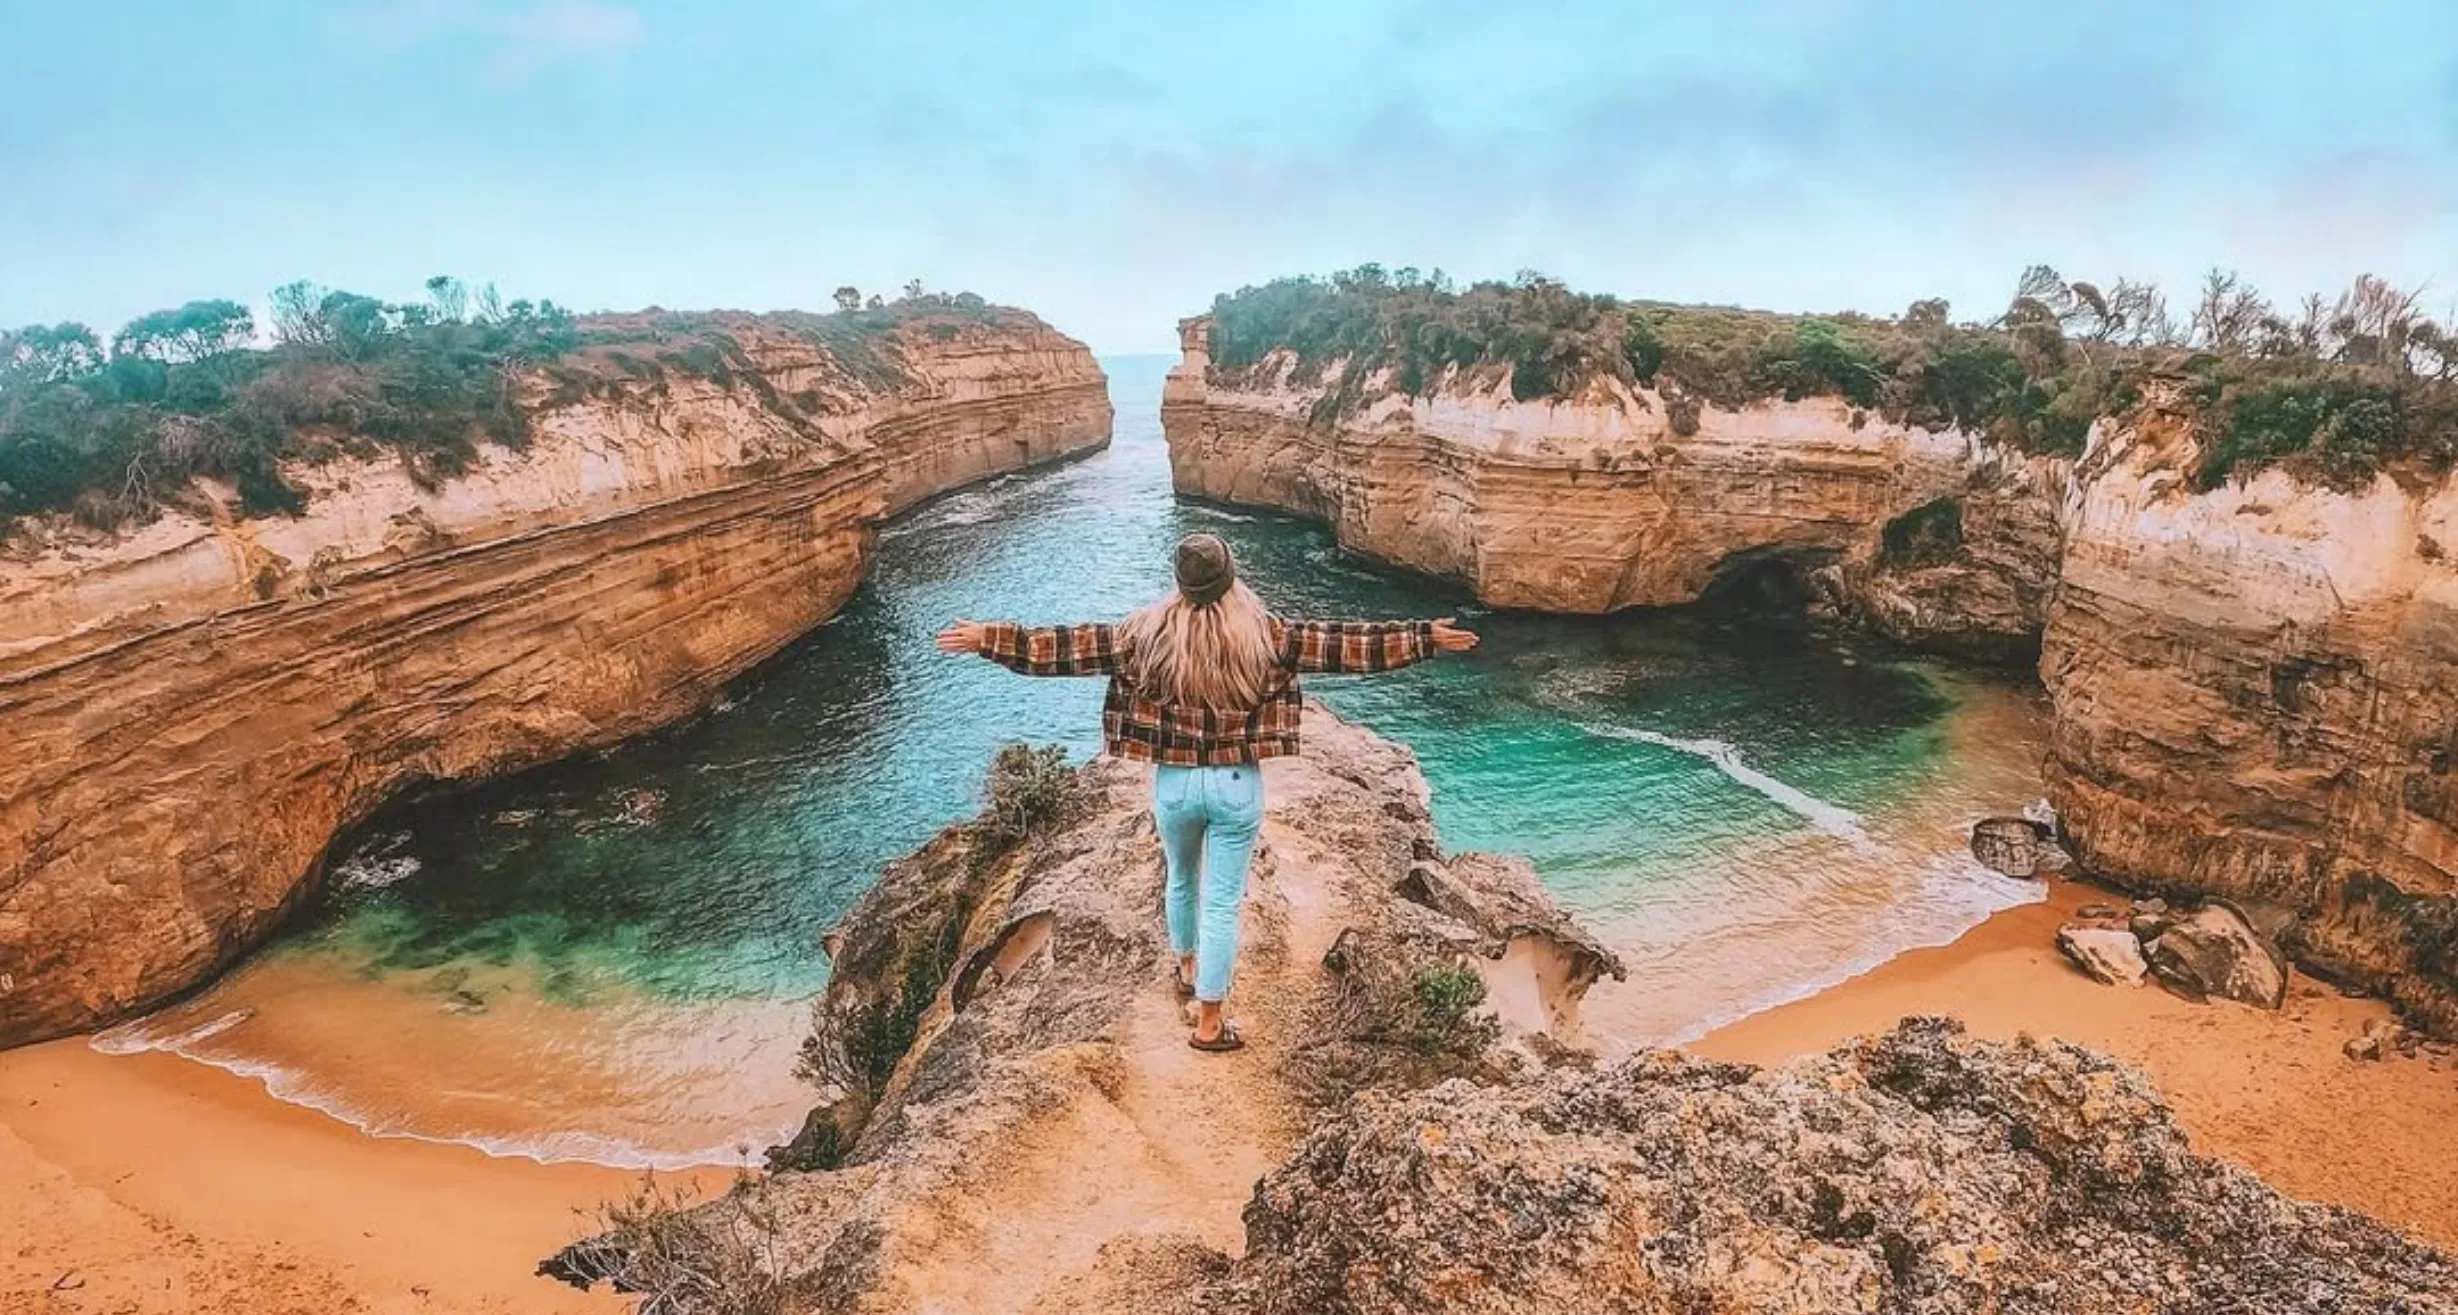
[1214,1016,2457,1315]
[549,718,2457,1314]
[0,311,1110,1046]
[1161,316,2064,657]
[546,707,1623,1314]
[2042,392,2458,1032]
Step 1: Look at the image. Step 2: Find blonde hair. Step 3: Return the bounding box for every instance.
[1117,579,1282,709]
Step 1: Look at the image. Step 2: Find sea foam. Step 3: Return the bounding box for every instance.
[1582,722,1874,848]
[90,1008,795,1171]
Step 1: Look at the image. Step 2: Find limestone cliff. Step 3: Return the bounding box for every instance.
[2042,391,2458,1032]
[1166,311,2458,1032]
[0,311,1109,1047]
[1162,316,2063,657]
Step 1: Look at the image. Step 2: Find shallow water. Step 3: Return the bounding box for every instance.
[106,355,2049,1165]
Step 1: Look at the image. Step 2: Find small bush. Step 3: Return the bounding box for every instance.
[832,919,964,1096]
[1408,963,1497,1058]
[976,742,1083,849]
[548,1174,799,1315]
[2197,377,2409,491]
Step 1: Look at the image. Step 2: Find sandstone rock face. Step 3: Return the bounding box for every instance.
[1215,1017,2458,1315]
[0,314,1110,1047]
[1161,316,2064,654]
[549,707,1622,1314]
[1818,475,2066,663]
[2042,398,2458,1032]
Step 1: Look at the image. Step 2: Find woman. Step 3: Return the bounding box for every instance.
[936,532,1476,1053]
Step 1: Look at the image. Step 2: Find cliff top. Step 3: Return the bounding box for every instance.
[0,284,1065,538]
[1199,265,2458,489]
[549,712,2454,1315]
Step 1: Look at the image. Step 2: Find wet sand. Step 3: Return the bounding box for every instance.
[1697,877,2458,1252]
[0,1039,733,1314]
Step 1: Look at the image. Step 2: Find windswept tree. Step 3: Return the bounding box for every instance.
[269,281,334,350]
[2190,269,2270,353]
[0,322,105,386]
[426,275,470,324]
[833,286,864,313]
[2105,279,2178,347]
[112,300,256,364]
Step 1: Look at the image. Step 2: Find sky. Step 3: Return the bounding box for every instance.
[2,1,2453,353]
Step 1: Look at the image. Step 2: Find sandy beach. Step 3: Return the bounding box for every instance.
[1697,877,2458,1251]
[0,1039,733,1314]
[7,876,2454,1313]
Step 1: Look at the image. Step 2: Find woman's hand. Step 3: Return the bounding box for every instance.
[935,621,988,655]
[1430,618,1479,652]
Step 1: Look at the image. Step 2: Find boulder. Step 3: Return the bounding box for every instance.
[2057,924,2149,986]
[2146,902,2288,1009]
[1971,816,2052,877]
[2346,1018,2405,1062]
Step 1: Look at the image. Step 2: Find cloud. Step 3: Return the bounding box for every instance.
[340,0,641,78]
[501,1,642,54]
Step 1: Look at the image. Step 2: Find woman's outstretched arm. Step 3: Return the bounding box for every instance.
[937,620,1123,676]
[1276,617,1478,674]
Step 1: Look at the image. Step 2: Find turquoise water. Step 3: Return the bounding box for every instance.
[106,355,2049,1165]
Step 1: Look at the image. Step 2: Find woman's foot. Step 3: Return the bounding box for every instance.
[1189,1023,1244,1053]
[1173,954,1197,1000]
[1189,999,1242,1052]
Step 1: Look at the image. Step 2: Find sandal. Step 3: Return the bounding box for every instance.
[1189,1023,1245,1053]
[1171,962,1196,1000]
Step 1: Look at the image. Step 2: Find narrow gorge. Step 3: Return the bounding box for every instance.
[1163,289,2458,1037]
[0,308,1110,1047]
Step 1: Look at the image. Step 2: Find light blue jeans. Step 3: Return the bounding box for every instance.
[1153,763,1264,1003]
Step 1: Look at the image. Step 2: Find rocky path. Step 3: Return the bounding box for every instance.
[880,748,1408,1313]
[884,833,1314,1314]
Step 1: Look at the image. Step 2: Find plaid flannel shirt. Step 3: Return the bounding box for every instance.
[977,617,1439,765]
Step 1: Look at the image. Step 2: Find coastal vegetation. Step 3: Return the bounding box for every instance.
[1206,265,2458,488]
[0,280,1003,533]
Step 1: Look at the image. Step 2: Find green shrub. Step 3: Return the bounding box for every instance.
[1407,963,1497,1058]
[975,742,1083,849]
[0,286,1010,532]
[2197,377,2407,491]
[1204,265,2458,484]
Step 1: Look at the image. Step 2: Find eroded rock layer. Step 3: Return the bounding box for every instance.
[2042,397,2458,1031]
[1160,316,2062,657]
[0,314,1109,1046]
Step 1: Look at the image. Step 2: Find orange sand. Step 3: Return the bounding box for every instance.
[0,1039,734,1314]
[1697,878,2458,1251]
